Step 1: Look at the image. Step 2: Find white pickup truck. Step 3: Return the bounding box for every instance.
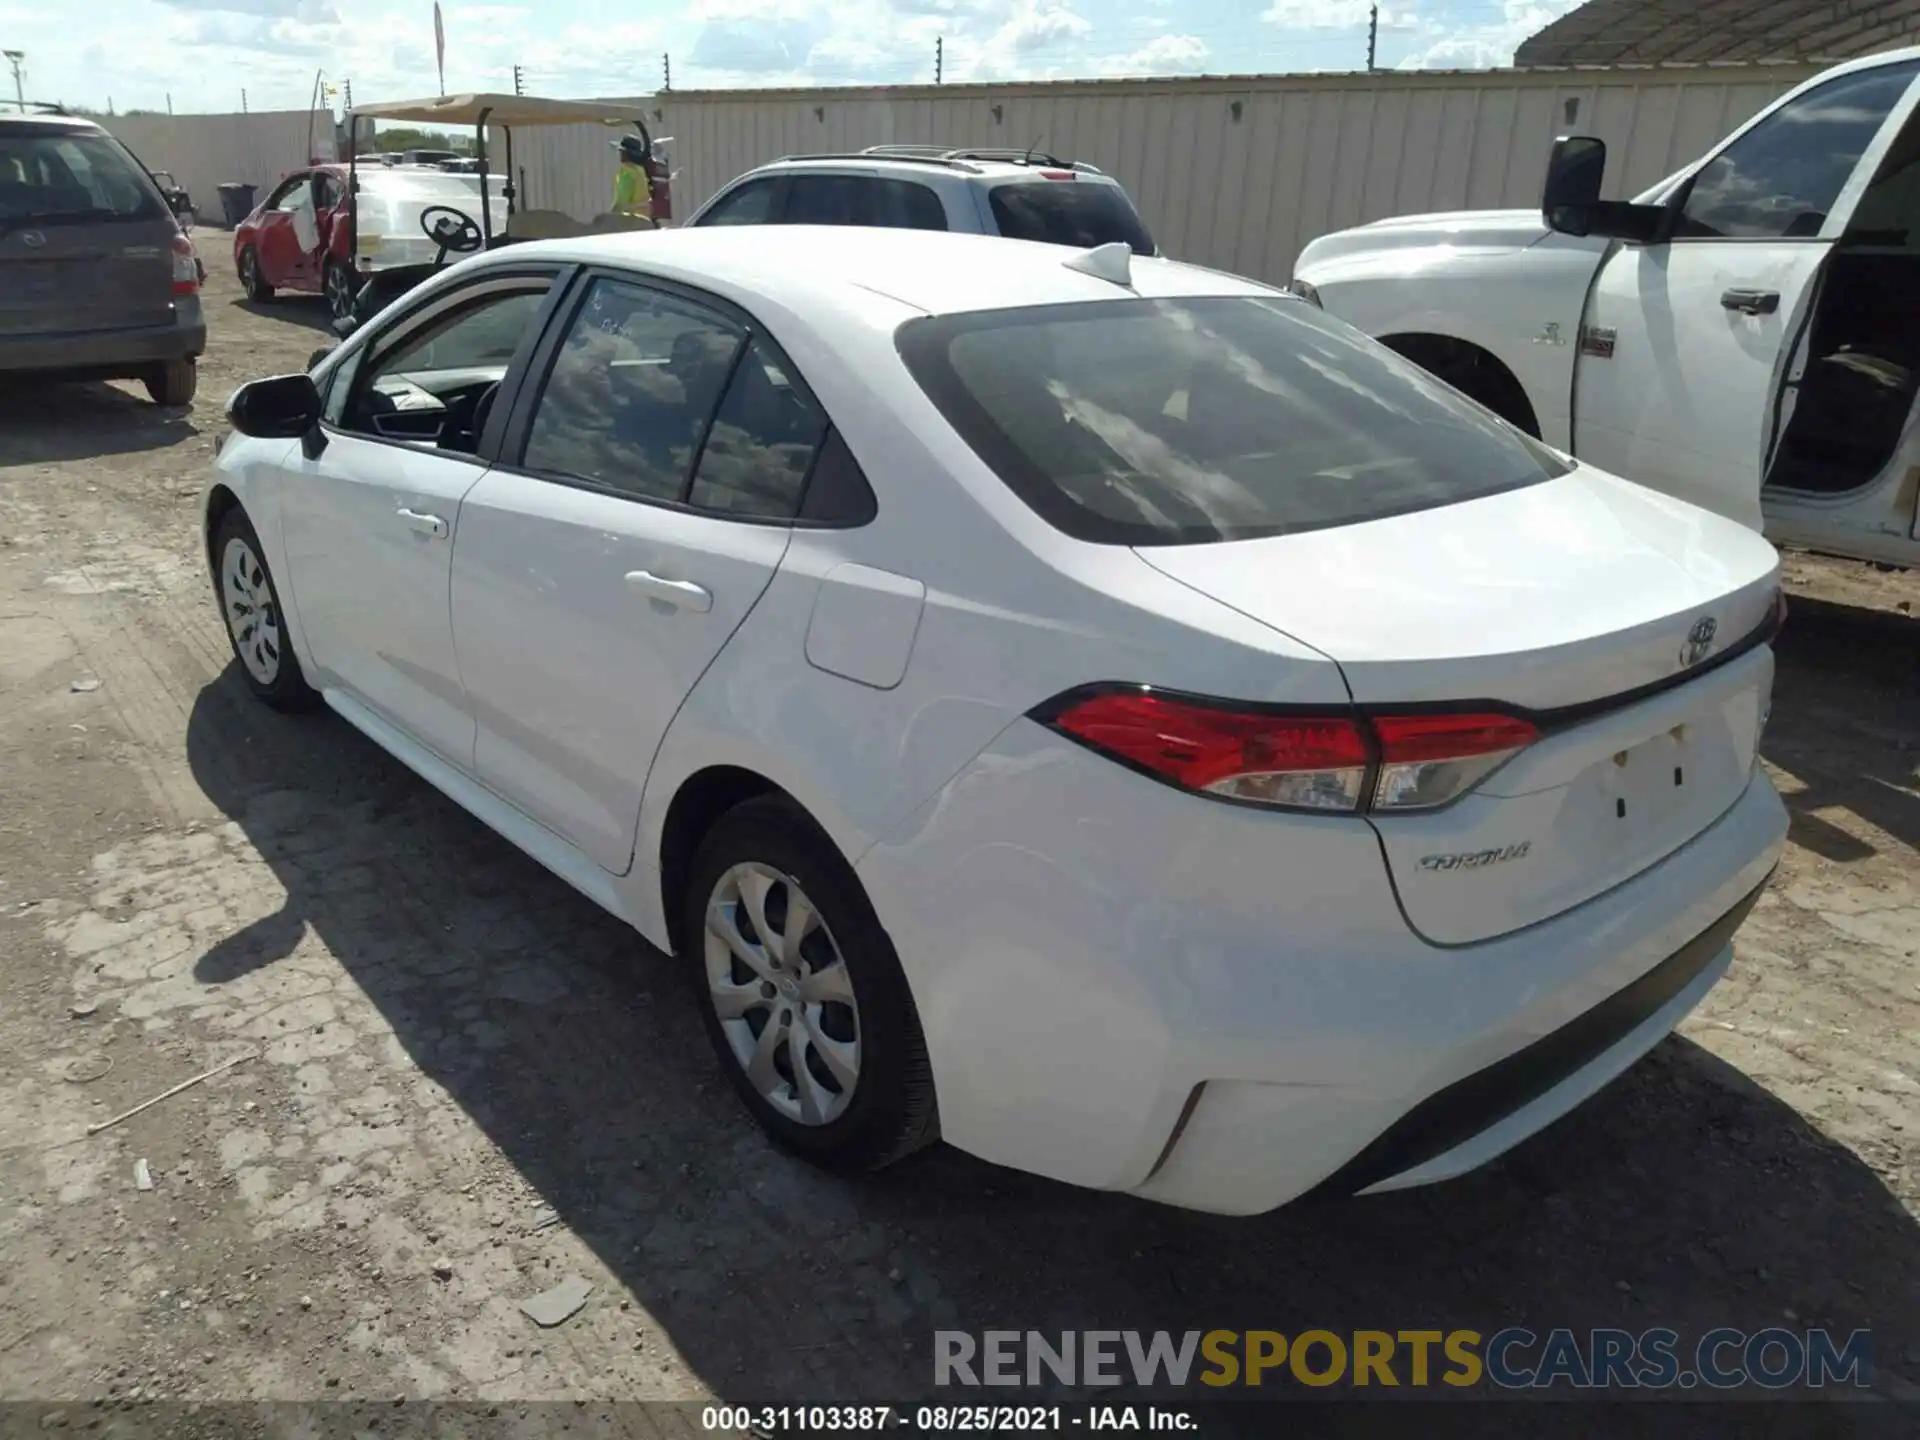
[1293,48,1920,570]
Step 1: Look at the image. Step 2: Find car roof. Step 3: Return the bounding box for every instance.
[486,225,1274,321]
[747,154,1119,184]
[0,113,106,134]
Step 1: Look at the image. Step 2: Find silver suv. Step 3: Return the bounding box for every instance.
[0,111,205,406]
[686,146,1157,253]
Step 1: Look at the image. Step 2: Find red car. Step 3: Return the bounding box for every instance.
[234,164,504,321]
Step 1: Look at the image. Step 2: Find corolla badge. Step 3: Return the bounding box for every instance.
[1680,616,1718,668]
[1418,841,1531,872]
[20,230,47,249]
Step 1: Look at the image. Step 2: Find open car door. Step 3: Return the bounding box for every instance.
[1573,57,1920,534]
[1764,86,1920,563]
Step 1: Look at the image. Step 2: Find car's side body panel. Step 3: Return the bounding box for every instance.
[1294,217,1608,451]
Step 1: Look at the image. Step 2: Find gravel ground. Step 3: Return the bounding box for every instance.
[0,257,1916,1431]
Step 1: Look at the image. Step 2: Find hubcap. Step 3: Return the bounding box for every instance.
[221,537,281,685]
[241,251,256,288]
[704,862,861,1126]
[326,267,353,317]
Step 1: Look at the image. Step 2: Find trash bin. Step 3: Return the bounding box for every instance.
[216,182,258,228]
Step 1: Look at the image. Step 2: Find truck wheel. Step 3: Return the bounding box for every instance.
[144,360,197,407]
[238,245,273,301]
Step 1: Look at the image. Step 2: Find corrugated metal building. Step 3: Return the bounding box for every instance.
[514,62,1822,283]
[1518,0,1920,66]
[101,110,322,215]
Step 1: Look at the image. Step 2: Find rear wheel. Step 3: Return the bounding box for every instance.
[238,245,273,301]
[323,260,358,322]
[144,359,197,407]
[213,507,319,712]
[683,795,937,1171]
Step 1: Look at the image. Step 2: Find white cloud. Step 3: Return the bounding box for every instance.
[1105,32,1208,75]
[1396,0,1584,70]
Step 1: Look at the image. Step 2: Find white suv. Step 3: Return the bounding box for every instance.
[685,146,1157,253]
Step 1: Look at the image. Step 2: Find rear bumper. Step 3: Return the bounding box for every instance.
[857,722,1788,1214]
[0,310,205,377]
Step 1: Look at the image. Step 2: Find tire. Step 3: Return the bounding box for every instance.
[143,359,197,407]
[238,245,273,301]
[323,260,358,323]
[683,795,937,1172]
[211,507,320,712]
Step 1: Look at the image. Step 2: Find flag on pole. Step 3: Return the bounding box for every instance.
[433,2,446,96]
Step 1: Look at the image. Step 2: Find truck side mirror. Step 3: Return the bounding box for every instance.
[1542,134,1669,244]
[1542,135,1607,234]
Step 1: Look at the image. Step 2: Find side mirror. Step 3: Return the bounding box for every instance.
[331,312,361,340]
[1543,135,1607,228]
[1542,134,1669,244]
[227,373,322,439]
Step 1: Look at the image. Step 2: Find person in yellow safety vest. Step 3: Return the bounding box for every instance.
[611,134,652,218]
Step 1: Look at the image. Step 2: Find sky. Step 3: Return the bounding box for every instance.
[0,0,1587,117]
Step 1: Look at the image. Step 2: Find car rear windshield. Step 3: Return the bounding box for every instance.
[0,126,165,224]
[896,295,1573,546]
[987,180,1155,256]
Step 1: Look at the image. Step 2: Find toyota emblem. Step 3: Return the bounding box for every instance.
[20,230,47,249]
[1680,615,1718,668]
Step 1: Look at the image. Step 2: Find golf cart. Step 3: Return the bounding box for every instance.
[333,92,669,336]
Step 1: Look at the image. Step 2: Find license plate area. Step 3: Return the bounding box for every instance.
[1603,727,1695,830]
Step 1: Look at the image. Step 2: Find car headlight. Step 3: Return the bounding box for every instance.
[1284,277,1323,307]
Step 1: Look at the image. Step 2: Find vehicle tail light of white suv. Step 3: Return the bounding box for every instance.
[1033,686,1538,814]
[170,231,201,295]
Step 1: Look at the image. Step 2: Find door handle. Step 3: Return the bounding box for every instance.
[1720,288,1780,316]
[625,570,712,612]
[397,507,448,538]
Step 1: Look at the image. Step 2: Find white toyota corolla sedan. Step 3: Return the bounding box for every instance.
[206,225,1788,1214]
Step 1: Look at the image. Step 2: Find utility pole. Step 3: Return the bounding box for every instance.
[935,36,943,84]
[1366,4,1378,71]
[343,78,352,110]
[663,53,671,91]
[241,88,248,114]
[512,63,524,95]
[166,93,173,115]
[3,50,24,112]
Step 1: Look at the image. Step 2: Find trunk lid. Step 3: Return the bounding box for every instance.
[0,214,178,337]
[1137,469,1780,944]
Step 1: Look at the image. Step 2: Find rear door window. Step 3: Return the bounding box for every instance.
[698,178,782,226]
[521,276,746,503]
[987,180,1155,255]
[687,336,830,519]
[784,175,861,225]
[897,295,1571,546]
[866,178,947,230]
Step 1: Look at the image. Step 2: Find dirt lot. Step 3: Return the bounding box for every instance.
[0,258,1917,1428]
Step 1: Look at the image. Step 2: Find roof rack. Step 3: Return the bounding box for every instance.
[864,143,1105,174]
[776,149,985,172]
[4,101,74,117]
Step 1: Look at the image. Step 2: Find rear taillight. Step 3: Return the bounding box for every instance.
[1370,712,1538,811]
[170,231,199,295]
[1039,169,1076,180]
[1035,687,1537,814]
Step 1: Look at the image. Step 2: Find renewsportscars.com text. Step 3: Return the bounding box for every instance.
[934,1327,1873,1391]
